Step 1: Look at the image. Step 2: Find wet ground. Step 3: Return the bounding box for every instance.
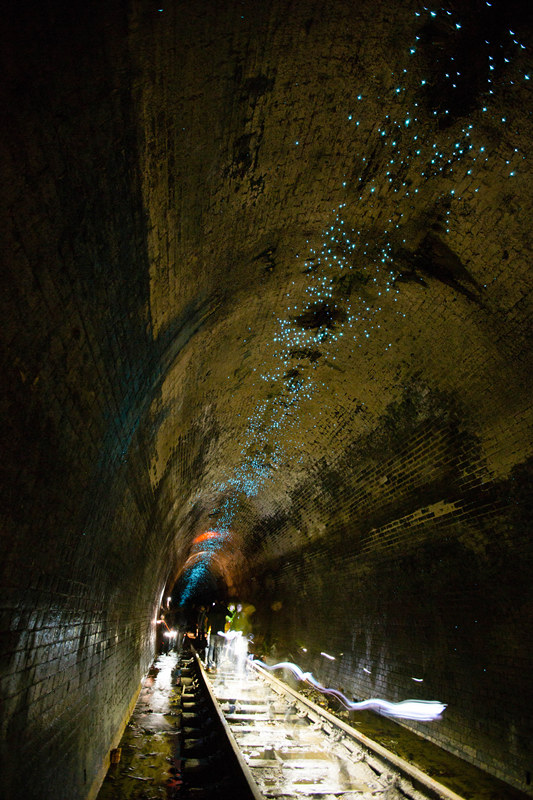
[97,651,530,800]
[97,652,183,800]
[208,659,428,800]
[301,689,530,800]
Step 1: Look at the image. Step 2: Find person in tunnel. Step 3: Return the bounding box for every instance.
[226,603,256,673]
[184,604,198,636]
[195,605,209,659]
[229,602,255,637]
[157,613,177,654]
[171,604,187,652]
[156,614,167,653]
[206,600,229,669]
[224,602,236,631]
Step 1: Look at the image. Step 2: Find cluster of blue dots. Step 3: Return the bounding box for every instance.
[179,561,210,605]
[179,531,231,605]
[181,3,529,599]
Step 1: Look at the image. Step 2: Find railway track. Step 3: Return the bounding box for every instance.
[97,647,528,800]
[195,647,466,800]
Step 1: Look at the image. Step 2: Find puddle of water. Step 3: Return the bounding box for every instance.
[96,653,182,800]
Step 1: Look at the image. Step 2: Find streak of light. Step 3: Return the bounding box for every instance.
[251,659,446,721]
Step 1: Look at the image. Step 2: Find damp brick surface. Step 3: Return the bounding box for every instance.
[1,0,532,798]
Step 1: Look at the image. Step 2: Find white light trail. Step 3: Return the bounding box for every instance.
[251,659,446,721]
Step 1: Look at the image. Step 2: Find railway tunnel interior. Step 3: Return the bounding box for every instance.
[1,0,532,798]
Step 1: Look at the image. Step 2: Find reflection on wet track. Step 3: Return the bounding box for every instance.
[97,647,528,800]
[204,650,461,800]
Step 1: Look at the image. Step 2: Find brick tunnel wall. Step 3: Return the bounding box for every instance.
[1,0,532,798]
[0,4,169,799]
[246,384,533,792]
[0,4,234,797]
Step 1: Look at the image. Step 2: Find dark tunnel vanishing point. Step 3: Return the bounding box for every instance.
[0,0,532,798]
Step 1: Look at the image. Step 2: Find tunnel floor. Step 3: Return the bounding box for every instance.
[97,652,183,800]
[96,650,529,800]
[321,705,529,800]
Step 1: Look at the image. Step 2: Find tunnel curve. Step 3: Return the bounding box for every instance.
[1,0,532,798]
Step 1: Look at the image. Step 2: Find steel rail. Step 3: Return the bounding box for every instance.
[249,660,466,800]
[195,653,264,800]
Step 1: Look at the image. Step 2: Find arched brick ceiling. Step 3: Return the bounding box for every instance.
[2,0,531,613]
[127,0,533,599]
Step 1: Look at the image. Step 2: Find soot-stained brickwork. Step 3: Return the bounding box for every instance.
[1,0,532,797]
[248,384,533,787]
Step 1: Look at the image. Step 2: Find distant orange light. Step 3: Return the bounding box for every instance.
[192,531,221,545]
